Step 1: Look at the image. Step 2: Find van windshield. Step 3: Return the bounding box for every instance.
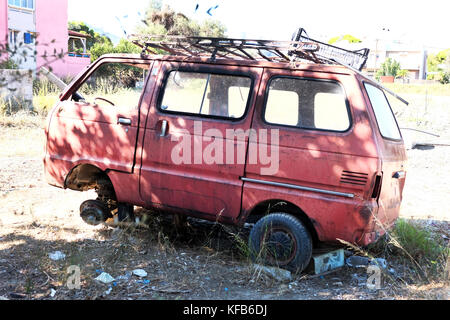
[364,83,402,141]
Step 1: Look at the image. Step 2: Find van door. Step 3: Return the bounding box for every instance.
[139,61,262,222]
[51,58,153,173]
[363,83,407,228]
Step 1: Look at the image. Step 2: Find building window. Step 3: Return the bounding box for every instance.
[8,30,19,47]
[8,0,34,10]
[24,32,35,44]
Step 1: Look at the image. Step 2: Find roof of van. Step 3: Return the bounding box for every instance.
[97,53,356,76]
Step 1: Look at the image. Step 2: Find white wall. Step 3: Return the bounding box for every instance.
[7,7,36,71]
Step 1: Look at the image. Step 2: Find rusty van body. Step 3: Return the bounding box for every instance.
[43,35,407,272]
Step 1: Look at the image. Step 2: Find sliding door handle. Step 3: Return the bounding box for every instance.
[118,118,132,126]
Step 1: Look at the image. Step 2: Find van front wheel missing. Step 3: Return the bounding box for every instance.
[249,213,312,273]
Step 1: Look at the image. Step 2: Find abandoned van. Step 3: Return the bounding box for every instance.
[43,32,407,272]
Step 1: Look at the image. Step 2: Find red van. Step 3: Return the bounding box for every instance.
[43,34,407,272]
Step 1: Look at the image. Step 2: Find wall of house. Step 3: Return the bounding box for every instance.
[7,6,36,70]
[35,0,69,77]
[0,69,33,110]
[65,55,91,78]
[0,0,9,62]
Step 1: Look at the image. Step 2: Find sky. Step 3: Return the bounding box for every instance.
[68,0,450,51]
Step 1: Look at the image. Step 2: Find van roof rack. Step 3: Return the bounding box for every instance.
[130,28,370,71]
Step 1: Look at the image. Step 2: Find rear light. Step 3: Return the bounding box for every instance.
[371,174,383,199]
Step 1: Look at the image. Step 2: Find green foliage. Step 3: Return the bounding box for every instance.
[376,58,401,79]
[427,49,450,83]
[329,34,362,44]
[0,58,18,70]
[90,39,140,62]
[392,220,446,260]
[396,69,409,79]
[137,2,226,37]
[68,21,112,50]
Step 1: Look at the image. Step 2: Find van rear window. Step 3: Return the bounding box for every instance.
[264,77,350,132]
[364,83,402,141]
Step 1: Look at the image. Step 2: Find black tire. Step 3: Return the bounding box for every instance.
[248,213,313,273]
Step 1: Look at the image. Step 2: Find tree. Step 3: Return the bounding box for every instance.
[427,49,450,84]
[137,1,226,37]
[68,21,113,50]
[329,34,362,45]
[376,58,401,80]
[396,69,409,80]
[90,39,141,62]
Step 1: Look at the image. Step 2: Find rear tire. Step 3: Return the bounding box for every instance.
[249,213,313,273]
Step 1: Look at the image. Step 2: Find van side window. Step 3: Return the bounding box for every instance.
[264,77,350,132]
[159,71,252,119]
[76,62,149,111]
[364,83,402,140]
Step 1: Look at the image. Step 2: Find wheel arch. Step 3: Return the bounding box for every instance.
[64,163,116,200]
[244,199,320,246]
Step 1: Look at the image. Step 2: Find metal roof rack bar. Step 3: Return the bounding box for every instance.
[130,30,370,70]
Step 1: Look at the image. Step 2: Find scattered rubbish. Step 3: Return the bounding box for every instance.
[49,251,66,261]
[150,286,191,294]
[50,289,56,298]
[352,273,367,285]
[370,258,388,270]
[312,249,345,274]
[136,279,151,285]
[95,269,104,274]
[95,272,115,284]
[132,269,148,278]
[333,281,344,286]
[104,287,112,295]
[346,256,388,269]
[9,293,26,299]
[253,264,292,282]
[346,255,370,267]
[116,272,132,282]
[0,296,9,300]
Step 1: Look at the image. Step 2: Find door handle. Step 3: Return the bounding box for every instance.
[159,120,168,137]
[118,118,132,126]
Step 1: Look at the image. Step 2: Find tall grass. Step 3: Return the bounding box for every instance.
[384,83,450,96]
[367,219,449,283]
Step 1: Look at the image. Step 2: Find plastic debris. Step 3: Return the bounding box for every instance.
[132,269,148,278]
[50,289,56,297]
[253,264,292,282]
[49,251,66,261]
[104,287,112,295]
[346,255,370,268]
[136,279,150,285]
[346,256,388,269]
[116,272,132,282]
[370,258,388,269]
[95,272,115,284]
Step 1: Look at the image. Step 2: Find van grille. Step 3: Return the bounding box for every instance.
[340,171,368,186]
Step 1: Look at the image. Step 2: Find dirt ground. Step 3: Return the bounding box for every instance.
[0,109,449,300]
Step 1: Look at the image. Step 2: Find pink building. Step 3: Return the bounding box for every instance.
[0,0,90,78]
